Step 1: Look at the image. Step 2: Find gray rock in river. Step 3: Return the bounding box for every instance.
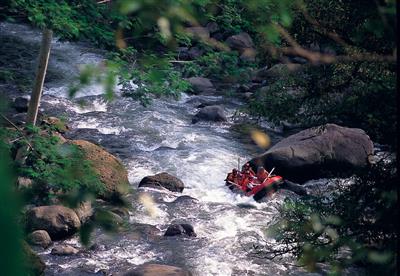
[126,223,161,242]
[119,263,192,276]
[164,223,196,237]
[249,124,374,183]
[192,105,227,123]
[138,172,185,193]
[26,205,81,240]
[51,245,79,255]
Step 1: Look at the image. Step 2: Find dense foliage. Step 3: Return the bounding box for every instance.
[1,124,104,205]
[0,127,26,275]
[258,158,397,275]
[2,0,125,48]
[249,61,397,145]
[248,0,396,146]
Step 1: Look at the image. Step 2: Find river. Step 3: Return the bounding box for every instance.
[1,22,365,276]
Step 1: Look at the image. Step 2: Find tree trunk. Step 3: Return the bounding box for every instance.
[26,28,53,125]
[15,29,53,164]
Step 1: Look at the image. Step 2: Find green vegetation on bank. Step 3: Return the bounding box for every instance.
[263,159,397,275]
[14,127,104,204]
[0,120,105,202]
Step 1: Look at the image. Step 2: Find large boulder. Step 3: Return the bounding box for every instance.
[187,77,216,94]
[249,124,374,183]
[70,140,130,198]
[26,205,81,240]
[139,172,184,193]
[119,263,192,276]
[192,105,227,123]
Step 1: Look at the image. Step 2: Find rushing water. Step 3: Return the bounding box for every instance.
[1,23,366,276]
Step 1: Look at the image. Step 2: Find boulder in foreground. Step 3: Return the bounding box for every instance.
[26,205,81,240]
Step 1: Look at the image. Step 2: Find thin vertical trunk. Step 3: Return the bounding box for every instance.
[15,29,52,164]
[26,28,53,125]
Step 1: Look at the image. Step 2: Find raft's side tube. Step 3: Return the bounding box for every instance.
[253,178,284,202]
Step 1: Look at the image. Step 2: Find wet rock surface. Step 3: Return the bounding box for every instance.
[26,205,81,240]
[139,172,185,193]
[164,223,196,237]
[28,230,52,249]
[192,105,227,123]
[250,124,374,182]
[51,245,79,256]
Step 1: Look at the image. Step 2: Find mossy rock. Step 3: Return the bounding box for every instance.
[70,140,129,199]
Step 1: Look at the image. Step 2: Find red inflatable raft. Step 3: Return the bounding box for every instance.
[225,165,284,201]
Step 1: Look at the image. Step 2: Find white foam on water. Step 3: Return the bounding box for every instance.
[129,197,170,226]
[71,98,108,113]
[73,118,126,135]
[95,243,159,266]
[127,162,156,184]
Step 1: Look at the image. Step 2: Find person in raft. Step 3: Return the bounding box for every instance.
[241,163,257,191]
[256,166,269,182]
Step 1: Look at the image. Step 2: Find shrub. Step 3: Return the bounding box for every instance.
[12,125,105,204]
[256,158,397,275]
